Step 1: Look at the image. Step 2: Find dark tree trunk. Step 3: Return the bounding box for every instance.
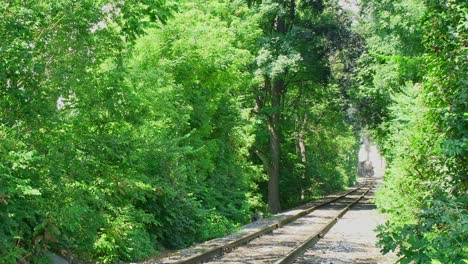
[264,0,296,214]
[296,113,307,200]
[267,79,284,213]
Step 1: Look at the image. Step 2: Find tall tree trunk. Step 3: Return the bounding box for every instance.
[296,110,308,164]
[296,113,307,200]
[263,0,296,214]
[267,79,283,213]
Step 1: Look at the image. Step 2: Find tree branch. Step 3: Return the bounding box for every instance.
[254,149,271,174]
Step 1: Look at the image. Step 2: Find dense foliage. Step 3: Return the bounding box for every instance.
[356,0,467,262]
[1,0,360,262]
[5,0,464,262]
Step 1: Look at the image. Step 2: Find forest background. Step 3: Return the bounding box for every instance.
[0,0,466,263]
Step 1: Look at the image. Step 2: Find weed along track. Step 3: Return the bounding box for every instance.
[155,180,374,264]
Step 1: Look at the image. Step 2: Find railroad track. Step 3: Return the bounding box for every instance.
[156,179,374,264]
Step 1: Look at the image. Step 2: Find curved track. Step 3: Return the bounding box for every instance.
[156,179,374,264]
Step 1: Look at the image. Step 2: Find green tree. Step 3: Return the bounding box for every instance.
[0,0,367,261]
[0,0,175,262]
[355,0,467,262]
[126,0,265,251]
[249,0,360,212]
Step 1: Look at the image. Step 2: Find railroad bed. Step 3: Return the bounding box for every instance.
[154,178,374,264]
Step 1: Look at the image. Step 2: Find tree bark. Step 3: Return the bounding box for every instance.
[267,79,284,213]
[263,0,296,214]
[297,113,307,164]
